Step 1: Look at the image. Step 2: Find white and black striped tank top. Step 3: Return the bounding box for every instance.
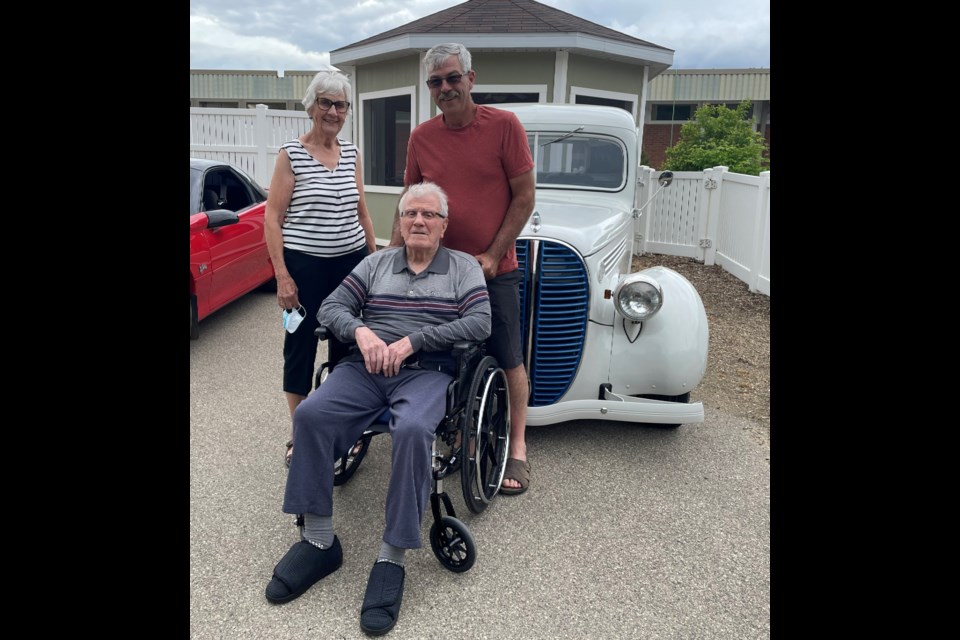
[280,138,366,258]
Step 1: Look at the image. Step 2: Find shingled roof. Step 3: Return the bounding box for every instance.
[334,0,670,52]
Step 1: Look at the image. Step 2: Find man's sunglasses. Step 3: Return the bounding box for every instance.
[425,72,467,89]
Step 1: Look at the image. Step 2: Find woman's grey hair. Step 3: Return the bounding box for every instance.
[399,182,449,218]
[423,43,472,75]
[302,64,351,112]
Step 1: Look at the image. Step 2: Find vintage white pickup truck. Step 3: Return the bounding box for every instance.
[499,103,709,427]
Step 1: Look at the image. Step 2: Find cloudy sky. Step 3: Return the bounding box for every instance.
[190,0,769,72]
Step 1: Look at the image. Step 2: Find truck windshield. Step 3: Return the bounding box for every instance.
[528,133,626,190]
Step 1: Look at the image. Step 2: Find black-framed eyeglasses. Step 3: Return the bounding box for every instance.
[401,209,446,220]
[315,97,350,113]
[425,72,466,89]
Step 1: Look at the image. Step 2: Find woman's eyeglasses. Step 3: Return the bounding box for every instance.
[315,97,350,113]
[425,73,466,89]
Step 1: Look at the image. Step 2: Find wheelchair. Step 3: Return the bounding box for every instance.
[313,326,511,572]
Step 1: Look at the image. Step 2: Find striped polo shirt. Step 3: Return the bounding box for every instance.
[280,138,367,257]
[318,247,491,354]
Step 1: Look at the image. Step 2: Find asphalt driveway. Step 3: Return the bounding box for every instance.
[190,290,770,639]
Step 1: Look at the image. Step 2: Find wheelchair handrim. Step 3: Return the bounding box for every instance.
[469,366,510,504]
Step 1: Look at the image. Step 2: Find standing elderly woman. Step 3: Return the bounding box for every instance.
[264,65,377,468]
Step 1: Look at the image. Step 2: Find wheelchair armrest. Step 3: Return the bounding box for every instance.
[451,340,481,364]
[443,342,483,422]
[315,326,330,340]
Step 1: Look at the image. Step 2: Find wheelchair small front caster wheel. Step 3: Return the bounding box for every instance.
[429,515,476,572]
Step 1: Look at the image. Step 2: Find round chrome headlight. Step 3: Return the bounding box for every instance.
[613,275,663,321]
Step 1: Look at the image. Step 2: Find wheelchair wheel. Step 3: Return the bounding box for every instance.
[333,435,371,486]
[313,361,332,391]
[429,515,476,572]
[460,356,511,514]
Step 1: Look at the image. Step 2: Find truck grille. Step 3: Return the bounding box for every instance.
[516,240,589,406]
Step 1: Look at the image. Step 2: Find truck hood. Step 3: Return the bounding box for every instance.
[519,193,633,258]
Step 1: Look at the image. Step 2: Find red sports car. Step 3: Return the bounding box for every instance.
[190,158,275,339]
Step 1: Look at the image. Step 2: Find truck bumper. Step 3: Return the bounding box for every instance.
[525,390,705,426]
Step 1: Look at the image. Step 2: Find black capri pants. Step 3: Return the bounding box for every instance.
[282,246,368,396]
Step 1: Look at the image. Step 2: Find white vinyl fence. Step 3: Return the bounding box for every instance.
[190,104,315,187]
[190,105,770,296]
[636,166,770,296]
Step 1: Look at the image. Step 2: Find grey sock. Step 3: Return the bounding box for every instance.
[377,541,406,566]
[302,513,334,549]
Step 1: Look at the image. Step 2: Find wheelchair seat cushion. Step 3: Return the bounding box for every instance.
[359,560,405,635]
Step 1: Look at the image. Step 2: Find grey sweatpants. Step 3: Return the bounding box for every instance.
[283,360,451,548]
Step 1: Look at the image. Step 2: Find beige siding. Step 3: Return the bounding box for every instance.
[567,55,647,102]
[356,56,421,93]
[648,69,769,102]
[192,67,771,104]
[471,51,555,84]
[191,70,291,100]
[286,72,323,102]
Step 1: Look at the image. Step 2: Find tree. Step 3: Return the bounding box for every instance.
[662,100,769,175]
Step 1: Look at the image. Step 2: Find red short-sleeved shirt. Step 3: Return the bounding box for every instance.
[405,106,534,276]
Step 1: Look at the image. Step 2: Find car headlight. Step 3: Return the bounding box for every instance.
[613,274,663,321]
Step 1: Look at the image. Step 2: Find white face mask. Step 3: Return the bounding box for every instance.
[282,305,306,334]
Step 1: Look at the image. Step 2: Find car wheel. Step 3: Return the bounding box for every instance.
[190,296,200,340]
[635,392,690,428]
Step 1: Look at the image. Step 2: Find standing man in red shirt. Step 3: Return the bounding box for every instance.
[390,42,535,495]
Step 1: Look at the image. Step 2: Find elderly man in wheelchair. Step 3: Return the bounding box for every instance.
[265,181,510,636]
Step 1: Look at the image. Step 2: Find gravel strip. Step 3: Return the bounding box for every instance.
[633,253,770,443]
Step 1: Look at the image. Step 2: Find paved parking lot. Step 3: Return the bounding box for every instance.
[190,290,770,639]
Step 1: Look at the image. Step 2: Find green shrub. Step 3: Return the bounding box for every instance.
[662,100,769,175]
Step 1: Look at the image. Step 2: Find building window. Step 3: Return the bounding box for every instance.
[575,94,634,113]
[651,104,695,121]
[700,102,756,121]
[569,87,637,119]
[243,102,287,110]
[360,88,415,188]
[473,92,540,104]
[199,101,240,108]
[470,84,546,105]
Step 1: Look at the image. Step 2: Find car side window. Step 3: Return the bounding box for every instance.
[202,171,224,211]
[203,169,256,212]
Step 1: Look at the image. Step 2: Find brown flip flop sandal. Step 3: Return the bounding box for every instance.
[499,457,531,495]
